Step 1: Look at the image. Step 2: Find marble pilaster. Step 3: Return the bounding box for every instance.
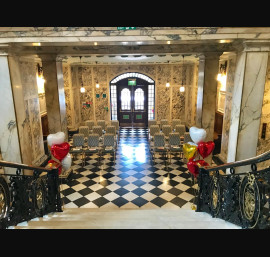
[7,55,47,172]
[40,54,68,141]
[257,53,270,169]
[196,53,221,140]
[219,53,237,163]
[0,55,22,174]
[195,53,221,163]
[227,50,269,172]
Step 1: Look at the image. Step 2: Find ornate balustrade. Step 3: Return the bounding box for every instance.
[196,151,270,229]
[0,160,62,229]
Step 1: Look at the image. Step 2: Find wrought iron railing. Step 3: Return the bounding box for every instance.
[196,151,270,229]
[0,160,62,229]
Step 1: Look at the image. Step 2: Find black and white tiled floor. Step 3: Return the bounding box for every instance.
[60,128,198,209]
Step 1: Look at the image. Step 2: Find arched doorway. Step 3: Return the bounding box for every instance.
[110,72,155,127]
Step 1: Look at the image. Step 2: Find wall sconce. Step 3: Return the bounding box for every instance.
[96,82,100,88]
[180,86,185,92]
[179,55,185,93]
[36,63,45,97]
[79,56,86,93]
[80,85,86,93]
[217,61,227,91]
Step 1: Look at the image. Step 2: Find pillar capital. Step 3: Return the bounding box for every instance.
[198,52,223,60]
[241,40,270,52]
[0,44,9,56]
[38,53,58,62]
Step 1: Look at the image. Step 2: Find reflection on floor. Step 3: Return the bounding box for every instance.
[61,128,198,209]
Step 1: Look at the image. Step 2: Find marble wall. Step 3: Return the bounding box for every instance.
[7,55,46,168]
[0,55,22,174]
[257,53,270,168]
[65,63,197,127]
[219,54,237,163]
[227,51,269,173]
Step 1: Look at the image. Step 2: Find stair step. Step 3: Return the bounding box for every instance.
[9,208,241,229]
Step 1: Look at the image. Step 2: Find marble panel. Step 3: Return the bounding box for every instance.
[156,87,170,120]
[93,66,107,85]
[137,65,156,79]
[64,88,72,126]
[0,56,22,173]
[73,88,81,126]
[63,65,70,88]
[71,66,78,87]
[56,61,68,140]
[156,65,171,86]
[236,52,268,163]
[227,52,247,164]
[7,55,46,168]
[80,87,94,121]
[201,56,220,143]
[171,87,185,121]
[28,98,44,164]
[94,86,110,121]
[256,55,270,169]
[109,65,131,80]
[219,55,236,162]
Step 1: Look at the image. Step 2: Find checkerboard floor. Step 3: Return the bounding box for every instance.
[61,128,198,209]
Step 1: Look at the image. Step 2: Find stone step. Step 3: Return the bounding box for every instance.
[9,208,241,229]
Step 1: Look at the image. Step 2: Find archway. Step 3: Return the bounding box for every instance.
[109,72,155,127]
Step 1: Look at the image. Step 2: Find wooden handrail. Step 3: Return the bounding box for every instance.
[205,150,270,172]
[0,160,59,172]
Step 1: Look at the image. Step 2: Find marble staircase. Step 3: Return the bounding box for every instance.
[9,208,241,229]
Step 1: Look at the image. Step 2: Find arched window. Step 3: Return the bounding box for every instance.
[134,88,144,110]
[121,88,131,110]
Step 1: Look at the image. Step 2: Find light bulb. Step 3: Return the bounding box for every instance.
[96,83,100,88]
[166,82,170,88]
[180,86,185,92]
[80,86,86,93]
[36,75,45,94]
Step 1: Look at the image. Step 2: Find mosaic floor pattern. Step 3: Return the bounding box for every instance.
[60,128,198,209]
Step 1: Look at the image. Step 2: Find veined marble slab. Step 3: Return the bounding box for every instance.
[1,27,270,44]
[0,56,22,174]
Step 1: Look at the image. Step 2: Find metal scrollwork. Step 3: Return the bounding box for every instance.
[0,177,10,221]
[210,175,221,217]
[239,173,261,229]
[0,161,62,229]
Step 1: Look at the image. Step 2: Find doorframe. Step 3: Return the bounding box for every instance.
[109,72,155,123]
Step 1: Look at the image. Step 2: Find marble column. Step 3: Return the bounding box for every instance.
[227,45,269,173]
[218,53,237,163]
[39,54,68,141]
[7,54,47,171]
[195,53,221,163]
[0,52,22,174]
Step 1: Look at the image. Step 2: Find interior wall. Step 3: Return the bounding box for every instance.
[257,53,270,168]
[8,55,47,167]
[64,62,197,128]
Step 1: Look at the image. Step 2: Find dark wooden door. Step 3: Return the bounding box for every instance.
[117,78,148,127]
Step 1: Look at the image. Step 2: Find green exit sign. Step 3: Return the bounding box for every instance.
[117,27,136,30]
